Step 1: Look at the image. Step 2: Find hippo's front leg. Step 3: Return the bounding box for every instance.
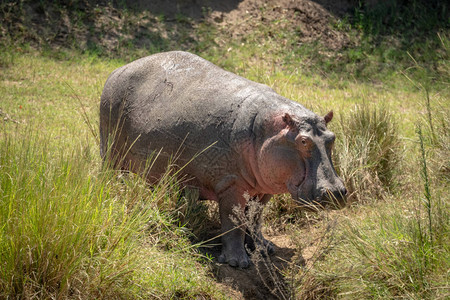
[217,185,250,268]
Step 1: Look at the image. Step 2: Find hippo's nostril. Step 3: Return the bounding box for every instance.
[329,188,346,200]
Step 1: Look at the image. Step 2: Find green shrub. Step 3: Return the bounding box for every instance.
[332,103,403,203]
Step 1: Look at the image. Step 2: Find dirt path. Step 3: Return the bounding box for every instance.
[199,231,302,299]
[195,202,339,299]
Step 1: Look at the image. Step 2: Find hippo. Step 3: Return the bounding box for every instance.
[100,51,346,268]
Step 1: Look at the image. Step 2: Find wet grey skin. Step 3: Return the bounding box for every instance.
[100,51,347,268]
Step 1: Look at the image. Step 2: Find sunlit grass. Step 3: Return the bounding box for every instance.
[293,192,449,299]
[1,46,448,299]
[0,52,227,299]
[288,86,449,300]
[0,127,226,299]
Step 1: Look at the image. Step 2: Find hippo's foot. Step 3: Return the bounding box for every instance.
[218,248,250,268]
[245,233,275,257]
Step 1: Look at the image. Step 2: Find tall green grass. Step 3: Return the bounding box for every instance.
[292,96,449,299]
[332,103,403,203]
[0,128,225,299]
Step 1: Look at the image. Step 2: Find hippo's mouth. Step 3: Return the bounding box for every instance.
[287,182,300,200]
[295,180,314,201]
[289,164,326,208]
[294,181,347,210]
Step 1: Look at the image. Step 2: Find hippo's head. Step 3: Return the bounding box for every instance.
[257,110,347,209]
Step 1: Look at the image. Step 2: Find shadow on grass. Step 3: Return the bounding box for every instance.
[0,0,243,59]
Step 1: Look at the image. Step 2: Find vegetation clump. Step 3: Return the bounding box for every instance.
[333,103,403,203]
[0,129,225,299]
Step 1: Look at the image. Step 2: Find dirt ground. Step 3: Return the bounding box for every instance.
[194,200,336,300]
[199,222,338,299]
[207,0,352,50]
[200,231,297,299]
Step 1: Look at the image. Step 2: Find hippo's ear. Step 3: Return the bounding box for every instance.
[282,113,297,128]
[324,110,333,124]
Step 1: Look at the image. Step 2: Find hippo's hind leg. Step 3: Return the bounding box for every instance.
[217,185,250,268]
[244,194,275,256]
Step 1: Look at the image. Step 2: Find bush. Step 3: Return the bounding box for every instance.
[332,103,403,203]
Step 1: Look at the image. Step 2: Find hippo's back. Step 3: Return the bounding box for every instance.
[99,51,279,178]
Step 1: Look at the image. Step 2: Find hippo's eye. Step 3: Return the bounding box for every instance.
[296,135,312,149]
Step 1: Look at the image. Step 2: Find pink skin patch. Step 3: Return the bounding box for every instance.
[251,112,306,196]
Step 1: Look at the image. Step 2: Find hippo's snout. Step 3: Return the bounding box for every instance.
[295,178,347,209]
[319,185,347,208]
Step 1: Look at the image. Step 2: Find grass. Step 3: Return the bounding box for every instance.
[288,79,449,300]
[332,103,403,203]
[0,127,227,299]
[1,45,448,298]
[0,52,227,299]
[293,189,448,299]
[0,1,449,298]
